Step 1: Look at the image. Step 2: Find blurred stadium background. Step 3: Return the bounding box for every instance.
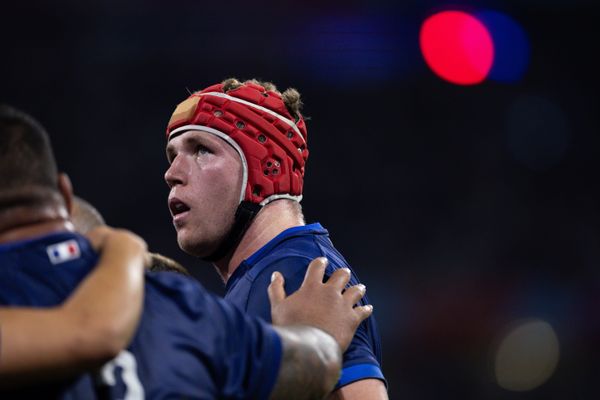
[2,0,599,398]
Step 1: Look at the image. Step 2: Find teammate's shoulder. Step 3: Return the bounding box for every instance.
[0,230,89,253]
[254,252,315,277]
[250,223,328,260]
[144,270,213,317]
[145,269,206,294]
[0,231,96,274]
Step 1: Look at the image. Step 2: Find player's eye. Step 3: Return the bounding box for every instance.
[196,144,211,156]
[167,153,175,164]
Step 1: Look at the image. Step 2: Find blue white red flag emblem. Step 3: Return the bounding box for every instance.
[46,240,81,265]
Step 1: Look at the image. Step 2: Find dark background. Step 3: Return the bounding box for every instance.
[2,0,599,398]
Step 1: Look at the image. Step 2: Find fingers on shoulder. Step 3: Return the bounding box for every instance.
[268,271,286,304]
[354,304,374,323]
[343,283,373,324]
[327,267,351,289]
[342,283,372,323]
[303,256,329,286]
[343,283,366,305]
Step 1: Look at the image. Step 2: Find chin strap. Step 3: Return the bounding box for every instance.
[203,201,262,262]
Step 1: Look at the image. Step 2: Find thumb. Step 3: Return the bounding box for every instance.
[268,271,286,306]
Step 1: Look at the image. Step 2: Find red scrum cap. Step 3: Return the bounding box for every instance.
[166,81,309,206]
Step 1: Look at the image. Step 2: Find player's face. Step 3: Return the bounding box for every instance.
[165,130,243,258]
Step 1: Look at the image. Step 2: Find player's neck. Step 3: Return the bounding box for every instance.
[213,200,305,282]
[0,204,74,244]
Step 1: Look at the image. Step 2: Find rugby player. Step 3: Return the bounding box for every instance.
[165,79,388,399]
[0,104,371,399]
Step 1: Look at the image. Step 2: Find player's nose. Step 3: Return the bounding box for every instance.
[164,156,187,188]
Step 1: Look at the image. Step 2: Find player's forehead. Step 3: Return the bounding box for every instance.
[166,130,222,155]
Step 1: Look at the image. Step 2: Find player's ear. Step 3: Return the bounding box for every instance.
[57,173,74,215]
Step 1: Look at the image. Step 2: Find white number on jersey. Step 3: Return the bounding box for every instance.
[99,350,145,400]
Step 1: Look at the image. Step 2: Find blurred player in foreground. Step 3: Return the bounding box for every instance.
[0,104,372,399]
[0,226,146,386]
[165,78,388,399]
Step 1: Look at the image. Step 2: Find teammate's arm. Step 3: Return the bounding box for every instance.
[268,257,373,400]
[327,380,389,400]
[271,326,341,400]
[0,227,146,386]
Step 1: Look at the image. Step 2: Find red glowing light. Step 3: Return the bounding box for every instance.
[420,11,494,85]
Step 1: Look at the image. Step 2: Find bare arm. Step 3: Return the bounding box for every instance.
[268,257,373,400]
[270,326,341,400]
[0,227,146,386]
[327,379,389,400]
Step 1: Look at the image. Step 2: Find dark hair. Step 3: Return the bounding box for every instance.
[0,105,58,191]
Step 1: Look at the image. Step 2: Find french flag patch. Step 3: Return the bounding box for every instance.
[47,240,81,265]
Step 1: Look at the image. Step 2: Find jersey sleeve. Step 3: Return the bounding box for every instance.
[246,256,387,390]
[142,273,283,399]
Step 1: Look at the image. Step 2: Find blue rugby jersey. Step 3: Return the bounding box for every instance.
[225,223,386,389]
[0,231,282,399]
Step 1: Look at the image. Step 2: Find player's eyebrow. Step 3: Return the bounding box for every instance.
[166,133,213,161]
[182,134,218,155]
[165,142,177,162]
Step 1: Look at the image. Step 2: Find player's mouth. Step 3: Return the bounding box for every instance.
[168,197,191,225]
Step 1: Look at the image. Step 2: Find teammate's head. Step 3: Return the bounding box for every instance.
[164,79,309,261]
[72,196,106,234]
[147,252,191,276]
[0,105,57,191]
[0,104,71,213]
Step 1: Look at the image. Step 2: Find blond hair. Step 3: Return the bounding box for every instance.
[220,78,304,122]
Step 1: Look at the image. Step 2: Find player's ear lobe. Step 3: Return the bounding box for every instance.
[57,173,74,215]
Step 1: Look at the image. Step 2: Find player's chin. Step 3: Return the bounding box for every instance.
[177,234,217,259]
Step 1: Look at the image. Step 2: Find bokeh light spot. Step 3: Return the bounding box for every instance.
[420,11,494,85]
[495,319,560,391]
[475,10,530,83]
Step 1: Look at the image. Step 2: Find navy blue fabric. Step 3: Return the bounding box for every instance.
[225,223,386,389]
[0,231,282,399]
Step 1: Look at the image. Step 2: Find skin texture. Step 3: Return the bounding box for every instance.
[0,226,146,387]
[271,326,341,400]
[165,130,243,259]
[327,380,389,400]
